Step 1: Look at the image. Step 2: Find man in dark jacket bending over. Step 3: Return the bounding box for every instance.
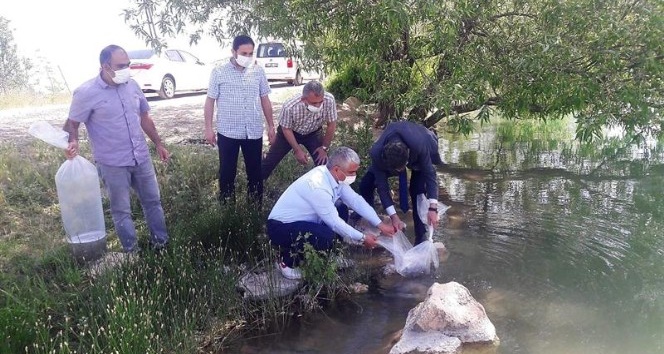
[358,121,443,245]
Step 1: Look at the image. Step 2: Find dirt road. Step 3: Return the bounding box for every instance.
[0,84,300,145]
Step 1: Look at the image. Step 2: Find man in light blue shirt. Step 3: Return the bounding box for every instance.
[267,147,396,280]
[204,35,275,204]
[64,44,169,253]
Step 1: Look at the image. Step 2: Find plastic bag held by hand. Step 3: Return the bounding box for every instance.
[28,121,70,149]
[416,193,449,240]
[28,122,106,243]
[377,231,440,277]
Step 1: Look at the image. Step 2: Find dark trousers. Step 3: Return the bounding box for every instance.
[267,204,349,268]
[217,133,263,204]
[359,168,427,244]
[261,127,324,180]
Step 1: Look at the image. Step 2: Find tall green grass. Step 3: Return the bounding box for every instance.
[0,118,377,352]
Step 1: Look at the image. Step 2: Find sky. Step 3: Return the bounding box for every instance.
[2,0,228,90]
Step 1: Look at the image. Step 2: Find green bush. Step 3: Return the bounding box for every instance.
[325,63,374,102]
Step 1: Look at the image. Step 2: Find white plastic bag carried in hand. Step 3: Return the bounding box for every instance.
[28,122,106,243]
[376,194,449,277]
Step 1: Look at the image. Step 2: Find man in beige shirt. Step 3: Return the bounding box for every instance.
[261,80,337,180]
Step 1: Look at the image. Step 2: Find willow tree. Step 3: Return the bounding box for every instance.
[124,0,663,141]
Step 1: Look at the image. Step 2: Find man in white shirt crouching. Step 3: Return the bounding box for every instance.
[267,147,397,280]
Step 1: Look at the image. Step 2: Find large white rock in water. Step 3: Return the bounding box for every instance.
[390,282,498,354]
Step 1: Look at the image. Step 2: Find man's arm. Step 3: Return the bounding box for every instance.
[313,121,336,165]
[282,126,309,165]
[204,96,217,146]
[63,119,80,159]
[321,121,336,149]
[308,188,365,242]
[372,167,404,231]
[140,111,169,162]
[260,95,276,145]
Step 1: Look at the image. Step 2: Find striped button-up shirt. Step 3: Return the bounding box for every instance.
[68,75,150,167]
[207,61,272,139]
[279,92,337,135]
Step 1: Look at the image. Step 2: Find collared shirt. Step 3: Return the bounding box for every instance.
[207,61,272,139]
[68,75,150,167]
[268,165,382,242]
[278,92,337,135]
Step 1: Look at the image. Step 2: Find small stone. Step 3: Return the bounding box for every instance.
[348,282,369,294]
[238,269,302,300]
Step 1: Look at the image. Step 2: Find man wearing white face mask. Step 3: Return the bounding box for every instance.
[205,35,275,205]
[267,147,395,280]
[63,44,170,253]
[261,80,337,180]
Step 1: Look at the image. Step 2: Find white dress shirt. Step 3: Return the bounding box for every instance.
[268,165,383,242]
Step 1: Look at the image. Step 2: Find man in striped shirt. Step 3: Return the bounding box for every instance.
[204,35,276,204]
[261,80,337,180]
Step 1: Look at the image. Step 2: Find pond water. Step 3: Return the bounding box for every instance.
[244,118,664,353]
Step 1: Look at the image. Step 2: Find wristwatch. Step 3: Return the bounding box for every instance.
[359,234,366,244]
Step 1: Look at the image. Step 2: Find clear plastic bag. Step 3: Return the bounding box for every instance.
[375,194,449,277]
[28,122,105,243]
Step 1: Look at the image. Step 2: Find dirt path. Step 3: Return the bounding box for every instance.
[0,86,300,146]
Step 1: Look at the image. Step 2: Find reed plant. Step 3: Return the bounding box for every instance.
[0,116,380,352]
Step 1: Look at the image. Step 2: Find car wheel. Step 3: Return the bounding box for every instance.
[158,76,175,99]
[292,70,303,86]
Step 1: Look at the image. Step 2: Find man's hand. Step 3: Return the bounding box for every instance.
[390,214,406,232]
[313,146,328,165]
[293,148,309,165]
[427,209,439,228]
[362,233,378,249]
[204,128,217,147]
[156,144,170,162]
[65,140,79,160]
[267,126,276,145]
[377,221,396,236]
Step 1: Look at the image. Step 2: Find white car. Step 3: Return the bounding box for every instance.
[255,42,323,86]
[128,49,210,99]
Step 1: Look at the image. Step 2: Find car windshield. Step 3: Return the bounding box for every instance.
[128,50,155,59]
[257,43,285,58]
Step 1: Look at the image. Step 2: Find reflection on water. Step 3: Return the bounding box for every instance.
[249,118,664,353]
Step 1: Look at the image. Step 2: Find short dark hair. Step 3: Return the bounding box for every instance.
[232,35,255,51]
[99,45,125,66]
[381,139,409,171]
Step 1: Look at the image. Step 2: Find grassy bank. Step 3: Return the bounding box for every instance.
[0,118,377,353]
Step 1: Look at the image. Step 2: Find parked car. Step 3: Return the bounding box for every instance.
[255,41,323,86]
[128,49,210,99]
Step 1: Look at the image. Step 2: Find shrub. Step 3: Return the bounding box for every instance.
[326,63,374,102]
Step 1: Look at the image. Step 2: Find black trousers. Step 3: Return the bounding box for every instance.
[267,204,349,268]
[217,133,263,204]
[261,126,324,180]
[359,168,427,244]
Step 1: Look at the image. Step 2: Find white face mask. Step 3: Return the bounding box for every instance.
[235,54,253,68]
[340,174,356,185]
[307,104,322,113]
[111,67,131,84]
